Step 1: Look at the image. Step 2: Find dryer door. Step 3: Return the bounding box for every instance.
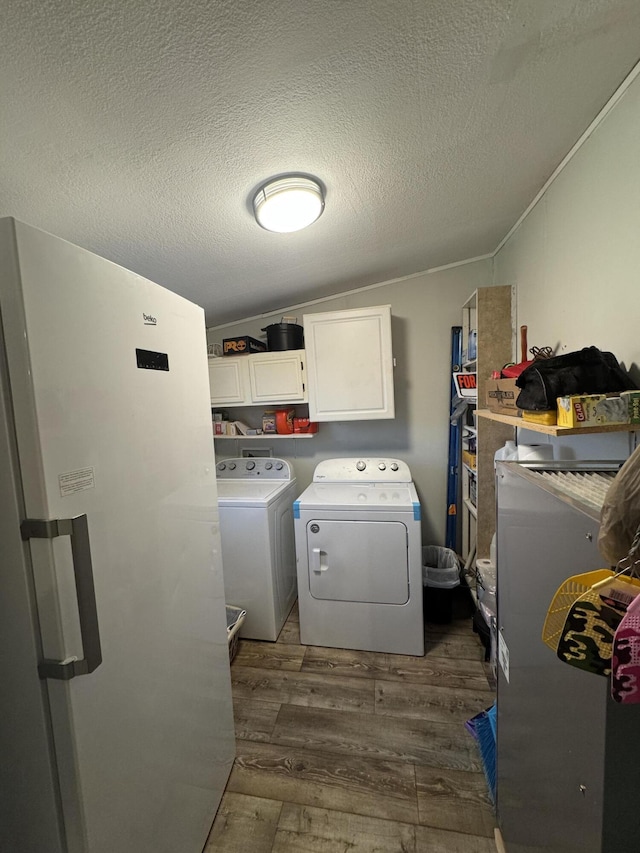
[307,519,409,604]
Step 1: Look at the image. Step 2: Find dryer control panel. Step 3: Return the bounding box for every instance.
[216,457,293,480]
[312,457,412,483]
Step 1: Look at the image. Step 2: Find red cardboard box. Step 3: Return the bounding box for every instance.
[293,418,318,434]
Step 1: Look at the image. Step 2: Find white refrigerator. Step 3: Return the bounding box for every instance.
[0,218,235,853]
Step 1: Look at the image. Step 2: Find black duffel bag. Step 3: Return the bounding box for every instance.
[515,346,638,411]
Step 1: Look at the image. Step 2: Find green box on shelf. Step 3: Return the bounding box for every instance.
[622,390,640,424]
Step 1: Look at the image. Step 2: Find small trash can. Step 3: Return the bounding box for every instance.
[422,546,461,624]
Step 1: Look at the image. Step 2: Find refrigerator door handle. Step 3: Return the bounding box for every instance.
[21,514,103,680]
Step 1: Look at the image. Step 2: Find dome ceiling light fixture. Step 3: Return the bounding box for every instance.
[252,175,324,233]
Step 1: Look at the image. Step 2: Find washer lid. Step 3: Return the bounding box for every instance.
[217,479,293,507]
[294,481,419,514]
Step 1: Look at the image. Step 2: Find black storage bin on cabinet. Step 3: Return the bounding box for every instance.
[261,321,304,351]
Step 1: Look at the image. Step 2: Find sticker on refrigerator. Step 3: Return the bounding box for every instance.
[498,631,510,683]
[59,467,95,497]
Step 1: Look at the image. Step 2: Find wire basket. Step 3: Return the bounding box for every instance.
[541,570,614,652]
[226,605,246,663]
[555,574,640,676]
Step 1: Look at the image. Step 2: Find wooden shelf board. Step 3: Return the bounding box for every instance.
[476,408,638,436]
[214,433,315,439]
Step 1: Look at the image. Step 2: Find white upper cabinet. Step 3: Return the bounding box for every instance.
[208,356,250,405]
[303,305,395,421]
[248,351,307,403]
[208,350,306,406]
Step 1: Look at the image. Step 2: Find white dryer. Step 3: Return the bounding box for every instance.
[217,458,297,641]
[294,457,424,656]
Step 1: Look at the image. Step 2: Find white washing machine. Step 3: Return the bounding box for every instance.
[217,457,297,641]
[294,457,424,656]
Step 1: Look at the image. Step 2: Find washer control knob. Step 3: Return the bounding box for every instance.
[245,461,256,471]
[227,462,236,470]
[265,462,273,470]
[275,462,284,470]
[390,462,399,472]
[217,463,226,471]
[356,460,366,471]
[378,463,386,471]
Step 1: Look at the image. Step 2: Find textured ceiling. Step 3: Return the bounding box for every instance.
[2,0,640,325]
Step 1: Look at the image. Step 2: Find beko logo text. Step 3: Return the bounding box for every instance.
[143,313,157,325]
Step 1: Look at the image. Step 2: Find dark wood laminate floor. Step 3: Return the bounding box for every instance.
[205,591,496,852]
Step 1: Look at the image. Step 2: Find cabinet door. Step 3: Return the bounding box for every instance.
[303,306,395,421]
[248,350,306,403]
[208,357,250,405]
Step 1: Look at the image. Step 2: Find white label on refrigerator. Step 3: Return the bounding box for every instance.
[59,467,95,497]
[498,631,510,683]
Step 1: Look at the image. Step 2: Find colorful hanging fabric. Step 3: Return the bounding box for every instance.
[611,592,640,703]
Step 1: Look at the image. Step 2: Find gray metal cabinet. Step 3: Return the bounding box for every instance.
[495,461,640,853]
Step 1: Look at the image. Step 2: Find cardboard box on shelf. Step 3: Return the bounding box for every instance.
[262,412,276,433]
[462,449,477,470]
[293,417,318,434]
[556,394,628,428]
[222,335,267,356]
[486,379,521,415]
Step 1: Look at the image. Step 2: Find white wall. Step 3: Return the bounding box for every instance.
[208,261,492,546]
[494,73,640,379]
